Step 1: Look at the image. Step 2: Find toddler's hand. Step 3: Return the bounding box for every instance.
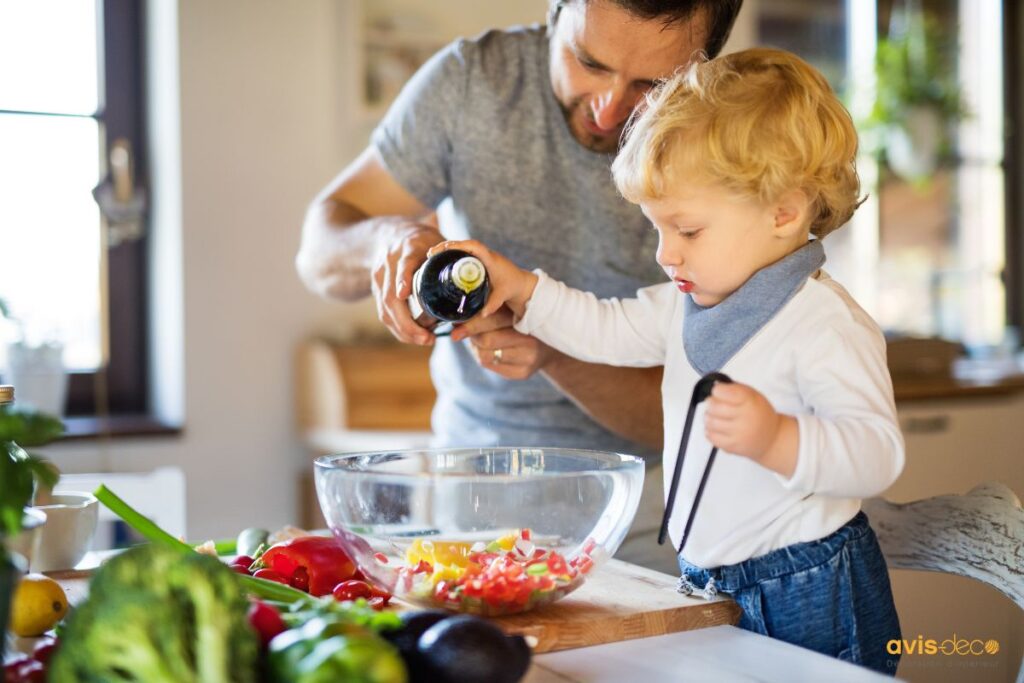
[427,240,538,319]
[704,382,785,463]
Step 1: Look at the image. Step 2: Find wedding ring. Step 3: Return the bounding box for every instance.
[492,348,503,364]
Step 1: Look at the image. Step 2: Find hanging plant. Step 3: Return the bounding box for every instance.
[865,8,968,183]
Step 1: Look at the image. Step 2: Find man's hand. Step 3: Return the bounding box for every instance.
[704,382,798,477]
[451,307,556,380]
[452,306,663,448]
[371,221,445,346]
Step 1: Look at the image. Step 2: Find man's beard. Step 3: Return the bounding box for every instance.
[558,97,623,154]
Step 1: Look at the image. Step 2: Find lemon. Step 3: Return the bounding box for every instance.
[9,573,68,637]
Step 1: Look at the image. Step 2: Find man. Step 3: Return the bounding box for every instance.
[297,0,743,573]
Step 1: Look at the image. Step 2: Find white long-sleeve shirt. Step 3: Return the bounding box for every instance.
[515,270,905,568]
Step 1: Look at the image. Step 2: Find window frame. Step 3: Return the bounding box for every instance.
[63,0,150,418]
[1005,0,1023,332]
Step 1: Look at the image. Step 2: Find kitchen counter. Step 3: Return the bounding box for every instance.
[893,372,1024,402]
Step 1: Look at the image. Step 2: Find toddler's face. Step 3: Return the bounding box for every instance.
[642,183,798,307]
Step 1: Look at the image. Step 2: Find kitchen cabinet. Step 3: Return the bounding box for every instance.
[883,390,1024,683]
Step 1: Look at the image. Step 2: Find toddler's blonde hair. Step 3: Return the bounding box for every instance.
[613,47,863,239]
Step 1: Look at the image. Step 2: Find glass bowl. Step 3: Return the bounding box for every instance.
[314,447,645,616]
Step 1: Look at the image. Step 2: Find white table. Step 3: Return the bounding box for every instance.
[524,625,899,683]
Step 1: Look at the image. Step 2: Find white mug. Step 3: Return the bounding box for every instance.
[30,492,99,572]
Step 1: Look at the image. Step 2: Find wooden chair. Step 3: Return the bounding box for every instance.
[863,482,1024,683]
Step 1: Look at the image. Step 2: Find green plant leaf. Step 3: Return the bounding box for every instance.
[25,454,60,490]
[872,12,966,124]
[0,405,62,536]
[0,405,64,445]
[0,442,36,537]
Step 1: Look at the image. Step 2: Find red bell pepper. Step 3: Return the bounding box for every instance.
[259,536,358,597]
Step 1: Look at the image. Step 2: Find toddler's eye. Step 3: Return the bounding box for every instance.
[678,228,702,240]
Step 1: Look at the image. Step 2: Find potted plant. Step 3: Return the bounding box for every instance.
[866,8,968,183]
[1,385,63,640]
[0,298,68,417]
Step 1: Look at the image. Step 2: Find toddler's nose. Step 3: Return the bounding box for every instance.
[656,242,683,268]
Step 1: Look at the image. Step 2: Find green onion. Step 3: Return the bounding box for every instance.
[239,574,309,602]
[93,485,193,553]
[93,484,308,603]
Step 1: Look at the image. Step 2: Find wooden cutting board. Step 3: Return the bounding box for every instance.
[491,559,740,653]
[45,558,740,655]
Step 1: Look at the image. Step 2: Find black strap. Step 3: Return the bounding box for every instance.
[658,372,733,555]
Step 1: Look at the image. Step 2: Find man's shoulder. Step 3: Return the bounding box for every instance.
[454,24,547,59]
[447,24,547,87]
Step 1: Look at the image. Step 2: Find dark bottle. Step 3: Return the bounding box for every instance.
[409,249,489,331]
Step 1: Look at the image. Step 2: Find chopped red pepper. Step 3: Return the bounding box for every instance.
[260,536,358,597]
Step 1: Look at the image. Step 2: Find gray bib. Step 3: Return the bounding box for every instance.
[683,240,826,374]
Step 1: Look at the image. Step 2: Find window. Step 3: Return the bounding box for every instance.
[756,0,1016,350]
[0,0,148,418]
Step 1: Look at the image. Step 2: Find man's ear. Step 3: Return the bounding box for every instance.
[773,190,811,238]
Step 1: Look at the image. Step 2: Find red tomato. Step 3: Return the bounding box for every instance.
[253,568,289,585]
[247,600,287,648]
[31,639,57,665]
[332,579,373,602]
[232,555,254,570]
[12,659,44,683]
[4,656,32,683]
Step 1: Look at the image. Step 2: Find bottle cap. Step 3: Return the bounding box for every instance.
[0,385,13,405]
[451,257,485,294]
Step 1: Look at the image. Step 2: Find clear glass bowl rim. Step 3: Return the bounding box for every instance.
[314,446,645,482]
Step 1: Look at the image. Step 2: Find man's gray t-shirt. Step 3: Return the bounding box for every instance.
[372,26,664,456]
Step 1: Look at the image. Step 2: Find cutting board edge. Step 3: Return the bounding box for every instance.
[500,599,743,653]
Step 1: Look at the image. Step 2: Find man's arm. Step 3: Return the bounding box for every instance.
[543,356,664,451]
[451,311,665,450]
[296,147,444,345]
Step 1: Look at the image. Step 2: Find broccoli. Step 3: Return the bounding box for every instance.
[49,543,260,683]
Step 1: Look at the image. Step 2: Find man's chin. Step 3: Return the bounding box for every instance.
[570,123,621,154]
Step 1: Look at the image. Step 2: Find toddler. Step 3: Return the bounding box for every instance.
[434,48,905,674]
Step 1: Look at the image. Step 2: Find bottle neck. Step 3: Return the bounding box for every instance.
[448,256,485,294]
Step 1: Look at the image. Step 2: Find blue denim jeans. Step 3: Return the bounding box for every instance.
[678,512,901,675]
